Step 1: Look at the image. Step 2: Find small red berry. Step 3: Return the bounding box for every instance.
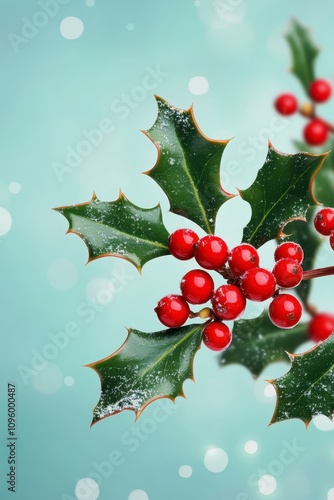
[228,243,260,277]
[202,321,232,351]
[168,229,199,260]
[155,294,190,328]
[303,119,328,146]
[309,79,332,103]
[274,241,304,263]
[240,268,276,302]
[180,269,214,304]
[211,284,246,320]
[269,293,302,329]
[308,313,334,342]
[274,93,298,115]
[272,258,303,288]
[330,232,334,250]
[314,208,334,236]
[194,235,228,270]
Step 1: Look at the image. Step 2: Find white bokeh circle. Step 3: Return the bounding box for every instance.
[204,448,228,473]
[258,474,277,495]
[9,182,21,194]
[264,384,276,398]
[313,414,334,431]
[0,207,12,236]
[128,490,149,500]
[244,440,258,454]
[64,376,75,387]
[178,465,193,478]
[328,487,334,500]
[75,478,99,500]
[188,76,209,95]
[60,17,84,40]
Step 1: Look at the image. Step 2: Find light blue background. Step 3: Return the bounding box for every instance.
[1,1,334,499]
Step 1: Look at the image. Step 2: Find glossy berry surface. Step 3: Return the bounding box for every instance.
[269,293,302,329]
[274,93,298,115]
[308,313,334,342]
[309,79,332,103]
[211,284,246,320]
[202,321,232,351]
[155,294,190,328]
[330,232,334,250]
[314,208,334,236]
[228,243,259,276]
[180,269,214,304]
[272,258,303,288]
[274,242,304,263]
[303,119,328,146]
[168,228,199,260]
[240,268,276,302]
[194,235,228,270]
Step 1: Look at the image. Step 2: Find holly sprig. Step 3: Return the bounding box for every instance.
[56,89,334,423]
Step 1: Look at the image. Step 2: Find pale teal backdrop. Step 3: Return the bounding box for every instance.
[1,1,334,499]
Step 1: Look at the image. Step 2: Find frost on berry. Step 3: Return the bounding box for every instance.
[314,208,334,236]
[155,294,190,327]
[211,284,246,320]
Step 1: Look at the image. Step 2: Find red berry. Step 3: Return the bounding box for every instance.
[240,268,276,302]
[155,294,190,328]
[314,208,334,236]
[309,79,332,103]
[274,242,304,263]
[228,243,260,277]
[168,229,199,260]
[202,321,232,351]
[330,232,334,250]
[211,284,246,320]
[274,93,298,115]
[308,313,334,342]
[269,293,302,329]
[272,258,303,288]
[303,119,328,146]
[180,269,214,304]
[194,235,228,270]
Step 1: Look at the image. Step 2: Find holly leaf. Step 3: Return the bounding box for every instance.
[294,139,334,207]
[269,335,334,426]
[87,323,204,424]
[285,18,319,94]
[240,143,328,248]
[144,96,233,234]
[54,192,170,272]
[221,312,308,377]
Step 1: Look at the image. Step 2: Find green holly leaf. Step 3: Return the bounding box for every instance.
[144,96,233,234]
[87,323,204,424]
[285,18,319,94]
[240,143,327,248]
[294,139,334,207]
[221,312,308,377]
[54,192,170,272]
[269,335,334,426]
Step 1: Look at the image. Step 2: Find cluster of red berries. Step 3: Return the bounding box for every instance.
[155,229,306,351]
[275,78,332,146]
[314,207,334,249]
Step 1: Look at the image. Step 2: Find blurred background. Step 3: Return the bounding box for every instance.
[1,1,334,499]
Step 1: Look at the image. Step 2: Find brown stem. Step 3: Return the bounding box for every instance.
[303,265,334,280]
